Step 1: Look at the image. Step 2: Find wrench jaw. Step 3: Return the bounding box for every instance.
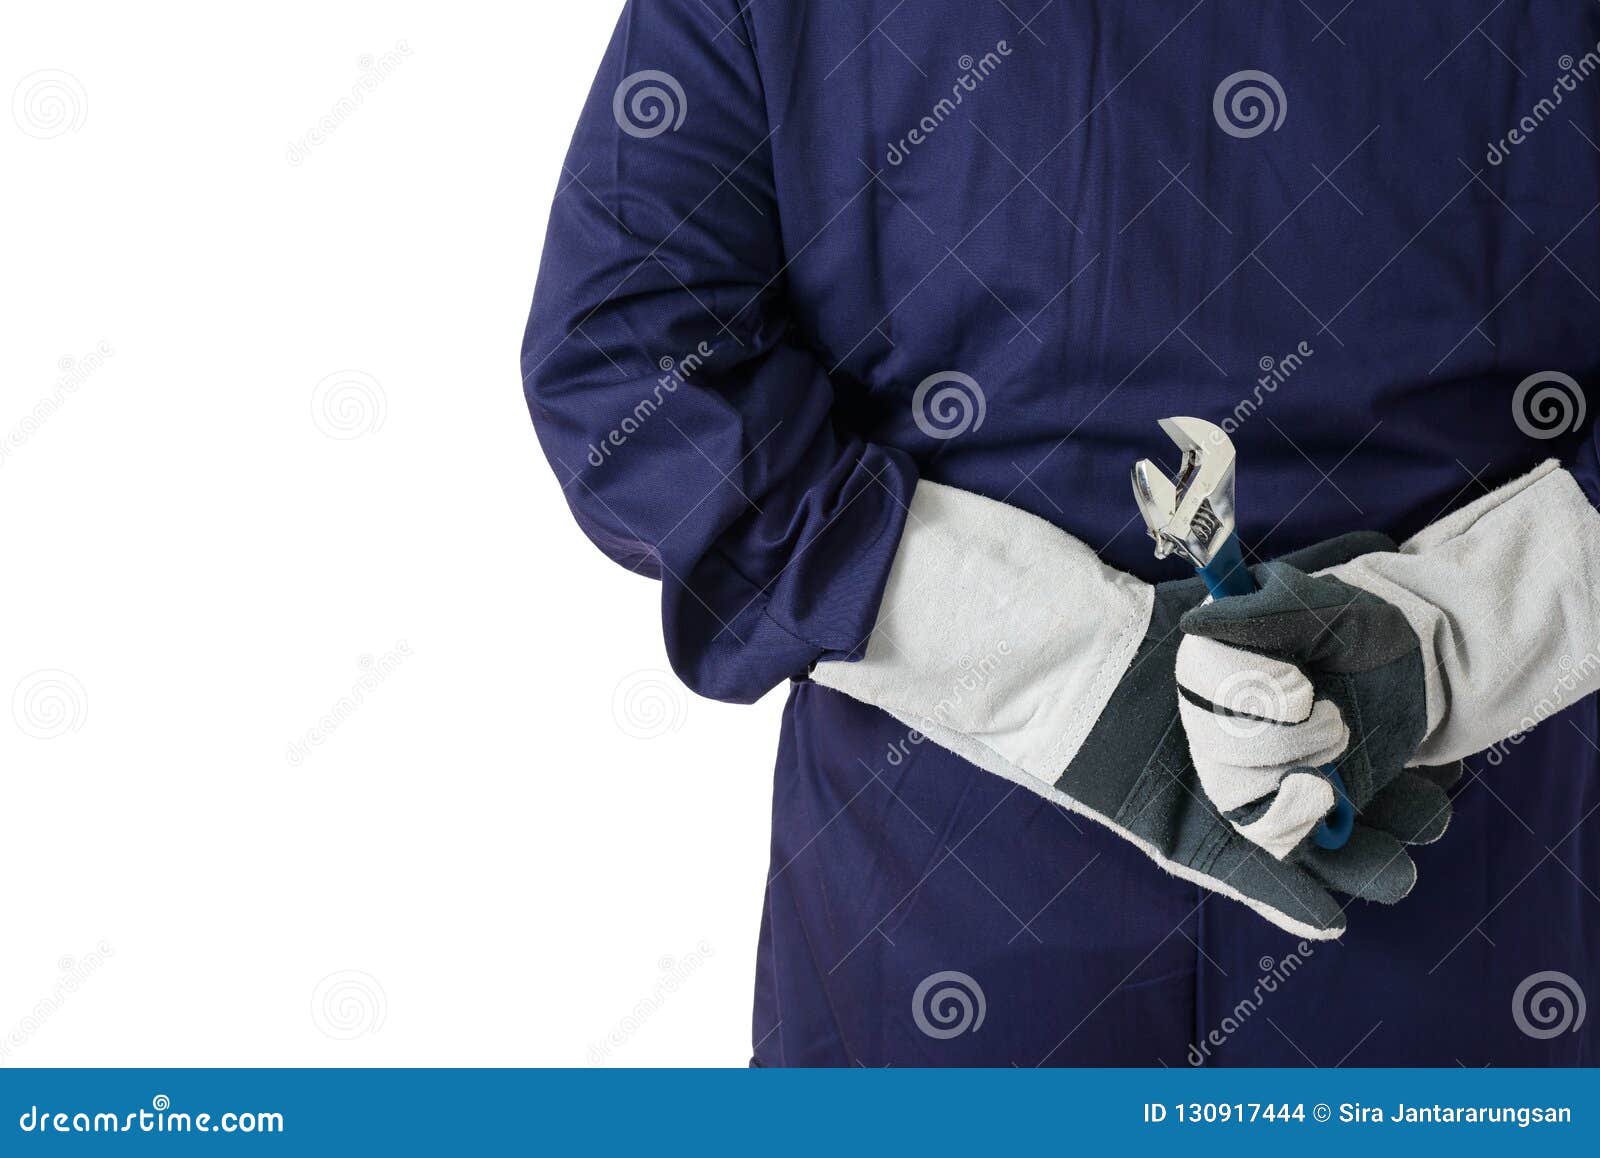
[1130,416,1240,570]
[1130,460,1184,561]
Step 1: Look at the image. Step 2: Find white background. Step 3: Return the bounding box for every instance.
[0,1,779,1066]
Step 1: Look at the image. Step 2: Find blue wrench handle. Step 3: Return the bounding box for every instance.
[1195,533,1355,851]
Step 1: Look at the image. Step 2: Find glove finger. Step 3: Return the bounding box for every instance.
[1204,834,1348,939]
[1411,760,1465,792]
[1186,752,1284,814]
[1176,635,1314,723]
[1360,772,1453,845]
[1275,530,1399,573]
[1226,771,1337,859]
[1299,826,1418,904]
[1180,693,1348,770]
[1182,563,1420,676]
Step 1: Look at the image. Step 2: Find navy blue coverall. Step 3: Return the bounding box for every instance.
[523,1,1600,1065]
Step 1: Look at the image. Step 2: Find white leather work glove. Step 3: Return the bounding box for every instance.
[814,482,1452,939]
[1175,459,1600,858]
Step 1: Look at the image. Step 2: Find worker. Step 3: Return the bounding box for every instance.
[521,0,1600,1065]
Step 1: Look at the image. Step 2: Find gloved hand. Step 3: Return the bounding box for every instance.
[1174,546,1455,865]
[1176,458,1600,861]
[812,481,1435,939]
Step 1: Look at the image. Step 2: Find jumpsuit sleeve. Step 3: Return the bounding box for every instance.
[1565,399,1600,513]
[519,0,917,704]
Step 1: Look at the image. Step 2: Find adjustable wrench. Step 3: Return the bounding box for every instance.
[1131,416,1355,850]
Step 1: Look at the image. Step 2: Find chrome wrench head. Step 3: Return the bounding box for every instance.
[1130,416,1239,569]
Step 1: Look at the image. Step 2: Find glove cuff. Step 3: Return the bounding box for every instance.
[1324,459,1600,764]
[811,480,1152,784]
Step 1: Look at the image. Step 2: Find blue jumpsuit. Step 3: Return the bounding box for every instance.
[523,0,1600,1065]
